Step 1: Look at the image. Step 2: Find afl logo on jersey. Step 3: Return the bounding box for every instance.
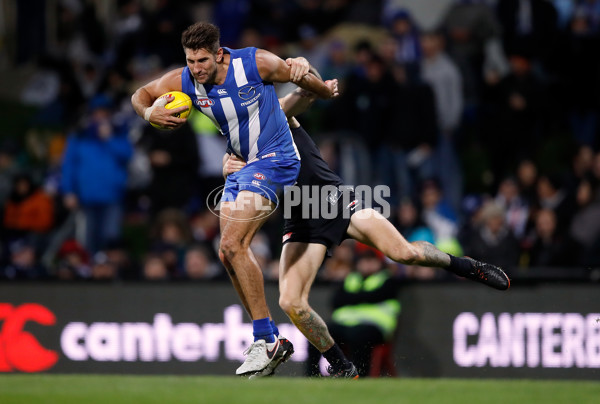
[196,98,215,107]
[253,173,266,180]
[238,85,256,100]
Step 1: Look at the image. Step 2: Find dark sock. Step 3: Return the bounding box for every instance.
[252,318,275,343]
[446,254,473,277]
[323,344,350,371]
[270,320,280,338]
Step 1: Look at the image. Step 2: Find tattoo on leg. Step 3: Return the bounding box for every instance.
[291,308,334,352]
[412,241,451,267]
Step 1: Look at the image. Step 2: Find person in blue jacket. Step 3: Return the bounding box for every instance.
[61,95,133,254]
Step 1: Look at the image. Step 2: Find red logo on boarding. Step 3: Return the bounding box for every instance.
[253,173,266,180]
[0,303,59,372]
[196,98,215,107]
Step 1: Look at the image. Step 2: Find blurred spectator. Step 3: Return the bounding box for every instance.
[250,231,274,280]
[61,95,133,253]
[55,239,91,279]
[90,252,119,281]
[441,0,501,102]
[397,198,440,282]
[184,244,222,280]
[337,53,394,153]
[420,179,459,243]
[190,209,220,244]
[1,239,47,280]
[307,244,400,377]
[569,178,600,266]
[565,145,595,196]
[152,208,193,246]
[396,198,435,245]
[421,30,464,209]
[143,253,169,280]
[494,176,529,239]
[320,242,354,282]
[526,208,569,266]
[535,174,576,233]
[516,159,539,205]
[560,9,600,147]
[482,52,543,180]
[150,208,193,277]
[145,0,192,67]
[464,201,520,270]
[187,112,227,208]
[577,0,600,33]
[376,65,437,206]
[103,239,137,280]
[386,9,422,73]
[140,123,199,214]
[496,0,559,69]
[2,174,54,239]
[320,39,352,85]
[0,141,22,205]
[111,0,146,69]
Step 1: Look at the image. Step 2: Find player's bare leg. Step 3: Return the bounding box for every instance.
[219,191,291,376]
[279,242,332,349]
[279,241,358,378]
[346,208,510,290]
[219,191,274,320]
[218,202,253,316]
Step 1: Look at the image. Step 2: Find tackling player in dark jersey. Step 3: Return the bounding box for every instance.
[224,72,510,379]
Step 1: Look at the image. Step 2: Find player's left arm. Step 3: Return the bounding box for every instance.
[256,49,338,99]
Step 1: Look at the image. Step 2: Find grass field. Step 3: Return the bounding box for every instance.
[1,375,599,404]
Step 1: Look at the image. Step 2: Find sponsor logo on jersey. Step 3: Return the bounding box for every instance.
[238,85,256,100]
[282,232,293,243]
[217,89,228,96]
[261,152,276,159]
[195,98,215,107]
[252,180,261,187]
[346,199,359,211]
[253,173,266,180]
[327,190,341,205]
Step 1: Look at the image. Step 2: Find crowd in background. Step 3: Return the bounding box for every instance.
[1,0,600,283]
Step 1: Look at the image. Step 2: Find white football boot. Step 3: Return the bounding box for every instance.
[247,336,295,379]
[236,338,282,376]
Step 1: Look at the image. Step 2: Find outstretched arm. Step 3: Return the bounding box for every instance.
[256,49,338,99]
[131,68,189,129]
[279,79,338,119]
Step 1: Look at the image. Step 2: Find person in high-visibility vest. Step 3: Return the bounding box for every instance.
[307,243,400,377]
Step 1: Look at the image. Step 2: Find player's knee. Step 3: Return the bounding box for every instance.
[219,236,242,261]
[394,245,420,265]
[218,249,229,266]
[279,295,306,317]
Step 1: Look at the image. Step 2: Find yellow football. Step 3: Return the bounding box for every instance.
[150,91,193,129]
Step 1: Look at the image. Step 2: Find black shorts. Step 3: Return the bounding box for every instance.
[282,188,363,252]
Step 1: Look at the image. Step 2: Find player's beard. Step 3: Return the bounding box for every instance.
[195,64,218,84]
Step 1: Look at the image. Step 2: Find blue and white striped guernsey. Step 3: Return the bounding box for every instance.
[181,47,300,163]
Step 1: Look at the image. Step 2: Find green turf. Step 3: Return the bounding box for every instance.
[0,375,598,404]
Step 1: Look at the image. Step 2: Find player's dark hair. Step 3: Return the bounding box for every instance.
[181,22,220,53]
